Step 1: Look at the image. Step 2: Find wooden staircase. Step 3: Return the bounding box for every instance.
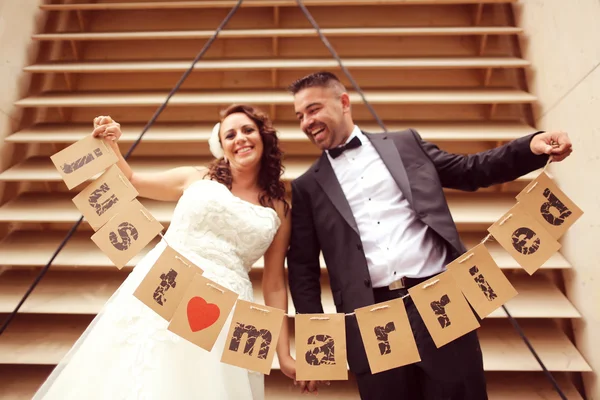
[0,0,591,398]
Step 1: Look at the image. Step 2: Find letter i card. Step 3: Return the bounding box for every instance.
[446,243,518,319]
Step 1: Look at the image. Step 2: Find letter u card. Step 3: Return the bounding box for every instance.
[72,164,138,230]
[447,243,518,319]
[295,313,347,381]
[50,135,118,190]
[91,199,163,269]
[516,171,583,239]
[220,300,285,375]
[408,271,480,348]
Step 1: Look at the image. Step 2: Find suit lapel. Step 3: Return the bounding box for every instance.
[366,133,414,207]
[313,154,359,235]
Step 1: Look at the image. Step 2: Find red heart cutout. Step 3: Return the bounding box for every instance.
[187,296,220,332]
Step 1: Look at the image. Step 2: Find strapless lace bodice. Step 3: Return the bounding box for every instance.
[140,179,281,301]
[165,179,280,270]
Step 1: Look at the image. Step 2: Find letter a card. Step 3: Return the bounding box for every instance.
[487,202,561,275]
[354,297,420,374]
[168,274,238,352]
[220,299,285,374]
[446,244,518,319]
[409,271,480,348]
[516,171,583,239]
[72,164,138,231]
[133,245,199,321]
[91,199,163,269]
[50,135,118,190]
[295,313,347,381]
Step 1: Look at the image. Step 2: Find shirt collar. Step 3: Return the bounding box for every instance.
[326,125,363,160]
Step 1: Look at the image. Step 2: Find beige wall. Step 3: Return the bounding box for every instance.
[515,1,600,399]
[0,0,46,200]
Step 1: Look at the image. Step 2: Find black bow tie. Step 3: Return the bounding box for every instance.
[328,136,362,159]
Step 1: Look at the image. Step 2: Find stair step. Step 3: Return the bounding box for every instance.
[14,89,537,108]
[5,121,538,144]
[39,0,519,12]
[24,57,530,74]
[0,315,590,372]
[0,231,572,270]
[0,156,538,187]
[0,269,580,319]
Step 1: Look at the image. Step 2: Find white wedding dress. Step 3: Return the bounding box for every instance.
[34,179,281,400]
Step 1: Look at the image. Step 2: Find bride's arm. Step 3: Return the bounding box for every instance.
[262,201,297,381]
[92,116,205,201]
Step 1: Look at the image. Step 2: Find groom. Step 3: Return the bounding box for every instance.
[285,72,572,399]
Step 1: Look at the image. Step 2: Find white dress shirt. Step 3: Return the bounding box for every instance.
[326,126,448,287]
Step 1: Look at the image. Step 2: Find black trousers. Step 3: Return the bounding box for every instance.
[355,286,488,400]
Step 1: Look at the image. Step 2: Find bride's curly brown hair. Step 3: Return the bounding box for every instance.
[205,104,290,216]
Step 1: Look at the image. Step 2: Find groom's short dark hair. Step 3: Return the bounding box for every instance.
[287,71,346,96]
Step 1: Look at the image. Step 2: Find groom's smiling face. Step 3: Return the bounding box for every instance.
[293,86,352,151]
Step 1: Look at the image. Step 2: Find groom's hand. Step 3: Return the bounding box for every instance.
[530,130,573,162]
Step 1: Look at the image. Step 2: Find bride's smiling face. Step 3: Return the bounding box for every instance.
[219,112,264,171]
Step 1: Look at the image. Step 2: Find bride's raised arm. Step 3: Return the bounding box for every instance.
[91,115,205,202]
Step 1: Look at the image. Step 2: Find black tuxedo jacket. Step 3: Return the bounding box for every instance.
[286,128,548,375]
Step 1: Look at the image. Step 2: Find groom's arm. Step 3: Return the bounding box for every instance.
[410,129,549,191]
[287,179,324,314]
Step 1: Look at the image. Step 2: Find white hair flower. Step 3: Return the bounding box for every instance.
[208,122,224,159]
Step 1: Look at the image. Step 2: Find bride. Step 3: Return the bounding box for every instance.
[34,104,298,399]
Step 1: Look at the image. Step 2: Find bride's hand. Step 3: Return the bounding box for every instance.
[92,115,122,143]
[280,356,308,390]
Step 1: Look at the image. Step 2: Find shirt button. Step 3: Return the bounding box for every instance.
[394,271,397,275]
[377,221,380,224]
[368,198,371,201]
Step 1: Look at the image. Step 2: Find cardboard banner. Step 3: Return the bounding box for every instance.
[295,313,347,381]
[447,243,518,319]
[91,199,163,269]
[133,245,199,321]
[409,272,480,348]
[516,171,583,239]
[354,297,421,374]
[50,135,118,190]
[72,164,139,230]
[168,273,239,352]
[488,202,561,275]
[220,300,285,375]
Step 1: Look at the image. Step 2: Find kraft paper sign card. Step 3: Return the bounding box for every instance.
[220,300,285,375]
[487,202,561,275]
[354,297,420,374]
[168,274,238,352]
[516,171,583,239]
[72,164,138,231]
[295,313,348,381]
[91,199,163,269]
[447,243,518,319]
[133,245,199,321]
[50,135,118,190]
[409,272,480,348]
